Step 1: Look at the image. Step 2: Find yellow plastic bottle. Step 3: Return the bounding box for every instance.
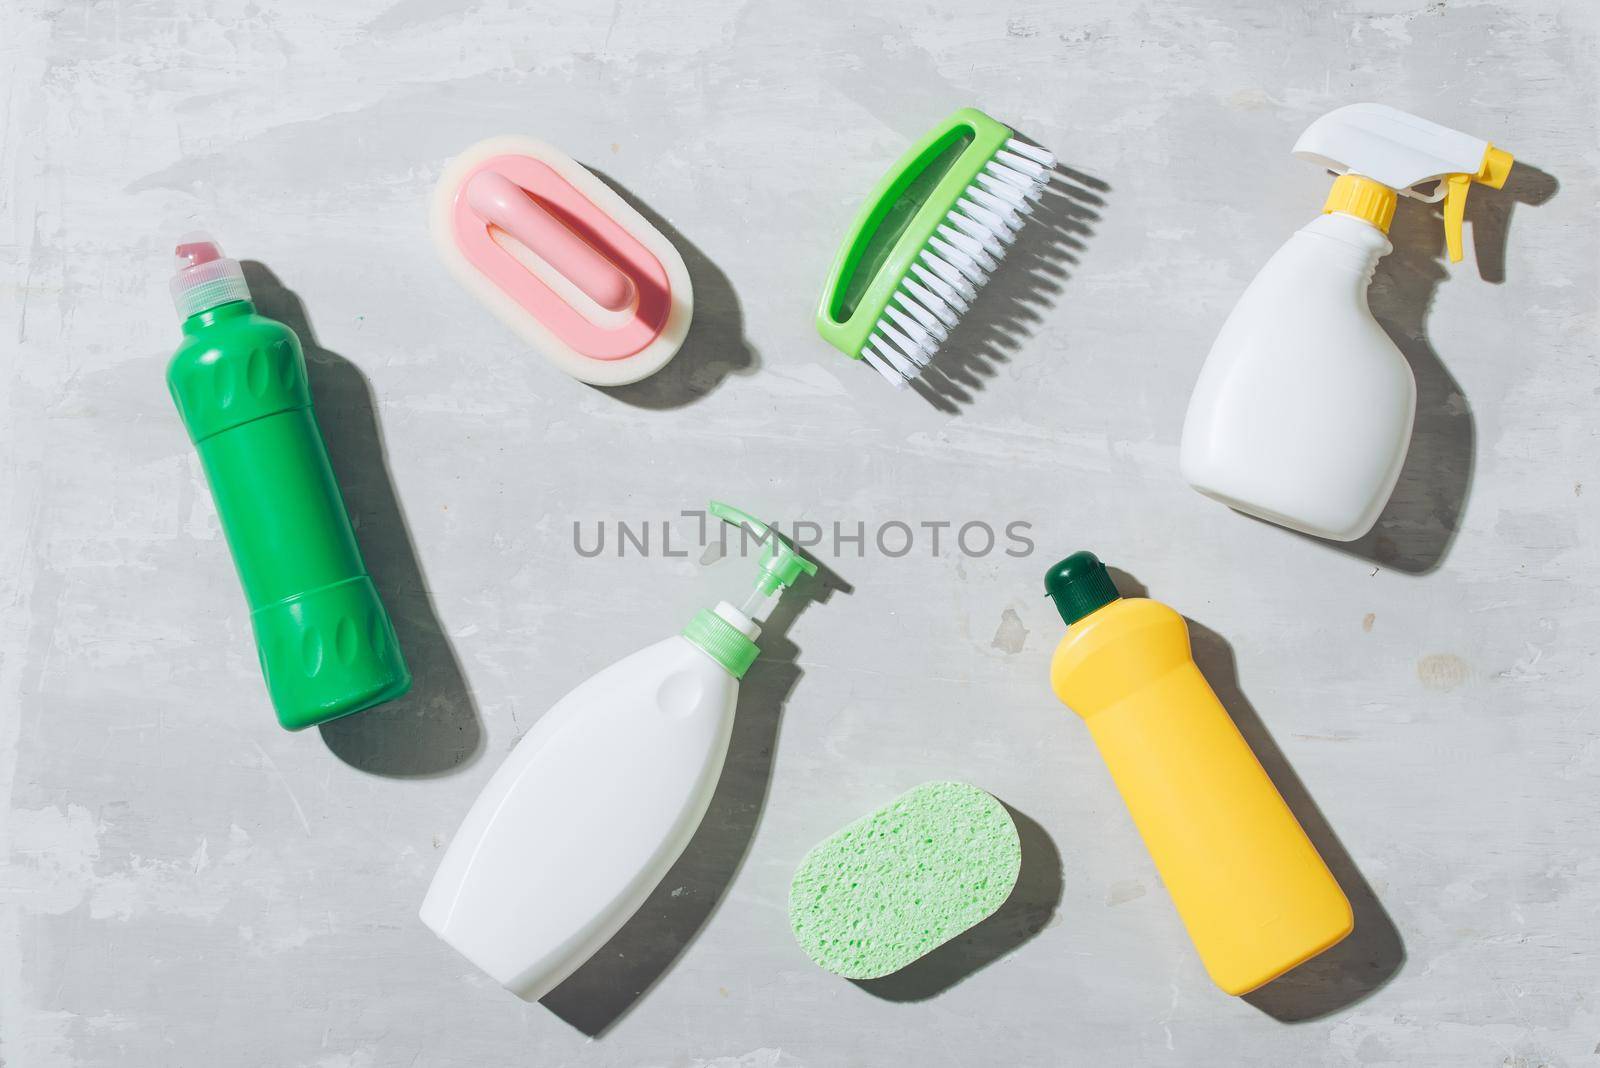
[1046,551,1352,995]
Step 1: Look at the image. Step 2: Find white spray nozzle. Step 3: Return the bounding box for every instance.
[1293,103,1513,262]
[1295,103,1491,192]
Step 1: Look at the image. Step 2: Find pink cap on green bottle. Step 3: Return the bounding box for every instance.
[171,231,251,320]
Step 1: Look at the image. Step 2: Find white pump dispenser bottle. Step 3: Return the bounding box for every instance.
[1180,104,1513,541]
[420,502,816,1002]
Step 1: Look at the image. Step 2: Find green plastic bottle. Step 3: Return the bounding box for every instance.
[166,234,410,730]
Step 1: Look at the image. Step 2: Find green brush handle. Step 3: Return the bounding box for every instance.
[814,108,1013,358]
[167,300,410,731]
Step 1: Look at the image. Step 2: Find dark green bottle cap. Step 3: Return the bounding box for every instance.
[1044,551,1122,625]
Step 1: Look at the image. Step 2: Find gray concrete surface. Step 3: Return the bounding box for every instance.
[2,1,1596,1064]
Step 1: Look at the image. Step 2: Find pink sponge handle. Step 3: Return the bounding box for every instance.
[465,171,636,313]
[448,153,672,362]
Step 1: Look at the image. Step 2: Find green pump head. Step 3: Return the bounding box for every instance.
[708,501,818,598]
[683,502,818,680]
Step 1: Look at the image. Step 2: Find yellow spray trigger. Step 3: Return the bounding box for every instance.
[1442,173,1471,263]
[1442,144,1514,263]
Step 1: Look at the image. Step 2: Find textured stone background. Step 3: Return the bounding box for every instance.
[2,1,1596,1065]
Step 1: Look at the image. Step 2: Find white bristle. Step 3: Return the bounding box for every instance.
[996,148,1047,182]
[885,304,939,354]
[1005,137,1056,168]
[1002,168,1050,203]
[977,171,1033,213]
[955,197,1017,244]
[855,136,1054,390]
[966,187,1025,230]
[868,333,917,379]
[888,340,925,378]
[861,344,910,388]
[911,262,969,313]
[936,223,998,272]
[878,317,933,363]
[903,277,960,329]
[947,209,1006,256]
[928,236,988,286]
[893,290,949,341]
[870,334,920,377]
[918,249,976,301]
[1018,175,1048,202]
[984,158,1038,193]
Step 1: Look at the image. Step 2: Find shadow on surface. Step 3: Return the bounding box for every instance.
[1291,162,1557,574]
[539,557,852,1037]
[911,157,1110,413]
[242,261,483,777]
[1104,570,1405,1021]
[587,168,758,410]
[852,802,1063,1002]
[1185,621,1405,1020]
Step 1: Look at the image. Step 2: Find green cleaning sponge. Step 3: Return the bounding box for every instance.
[788,781,1022,980]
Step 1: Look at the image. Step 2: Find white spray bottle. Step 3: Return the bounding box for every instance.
[421,502,816,1001]
[1180,103,1513,541]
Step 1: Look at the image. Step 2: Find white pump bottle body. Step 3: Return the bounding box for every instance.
[420,606,750,1002]
[1180,212,1416,541]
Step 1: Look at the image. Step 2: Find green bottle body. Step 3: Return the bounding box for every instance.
[168,300,410,730]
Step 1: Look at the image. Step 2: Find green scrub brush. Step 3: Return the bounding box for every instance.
[788,781,1022,980]
[815,108,1056,389]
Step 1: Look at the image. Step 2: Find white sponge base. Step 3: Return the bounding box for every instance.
[429,135,694,387]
